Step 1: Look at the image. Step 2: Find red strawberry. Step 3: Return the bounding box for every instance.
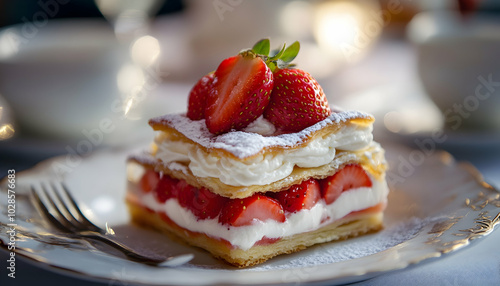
[187,73,214,120]
[205,53,273,134]
[139,169,160,193]
[190,187,229,220]
[219,194,285,227]
[272,179,321,213]
[320,164,372,205]
[176,180,197,209]
[264,68,331,132]
[153,174,179,203]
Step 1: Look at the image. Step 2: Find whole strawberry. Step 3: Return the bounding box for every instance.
[193,39,323,134]
[264,68,331,132]
[187,72,214,120]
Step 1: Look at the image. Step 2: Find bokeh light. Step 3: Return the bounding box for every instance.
[313,0,382,64]
[130,35,161,67]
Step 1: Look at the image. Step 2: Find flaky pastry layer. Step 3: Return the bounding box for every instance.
[129,142,386,199]
[127,200,384,268]
[149,111,374,161]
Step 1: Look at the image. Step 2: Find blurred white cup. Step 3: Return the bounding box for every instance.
[408,11,500,132]
[0,19,132,140]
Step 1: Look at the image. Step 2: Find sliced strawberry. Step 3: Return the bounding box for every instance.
[190,187,229,220]
[139,169,160,193]
[187,72,214,120]
[320,164,372,205]
[153,174,179,203]
[272,179,321,213]
[176,180,197,209]
[219,194,285,227]
[264,68,331,132]
[205,53,273,134]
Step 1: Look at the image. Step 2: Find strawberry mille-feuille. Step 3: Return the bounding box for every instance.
[126,39,389,267]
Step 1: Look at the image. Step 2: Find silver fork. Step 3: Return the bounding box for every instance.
[30,182,193,267]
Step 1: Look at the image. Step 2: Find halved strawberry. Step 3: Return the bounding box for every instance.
[272,179,321,213]
[139,169,160,193]
[320,164,372,205]
[264,68,331,132]
[205,53,273,134]
[176,181,228,219]
[187,72,214,120]
[219,194,285,227]
[176,180,197,209]
[153,174,179,203]
[190,187,229,220]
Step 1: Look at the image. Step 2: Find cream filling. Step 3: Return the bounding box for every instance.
[138,175,388,250]
[154,124,373,187]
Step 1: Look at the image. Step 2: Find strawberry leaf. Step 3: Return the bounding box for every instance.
[280,41,300,63]
[252,39,270,56]
[269,43,286,61]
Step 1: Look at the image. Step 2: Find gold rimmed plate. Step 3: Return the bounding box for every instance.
[0,143,499,285]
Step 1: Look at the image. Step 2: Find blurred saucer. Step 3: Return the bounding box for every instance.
[338,83,500,149]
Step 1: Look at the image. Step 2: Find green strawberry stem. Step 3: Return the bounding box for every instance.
[239,49,258,59]
[243,39,300,72]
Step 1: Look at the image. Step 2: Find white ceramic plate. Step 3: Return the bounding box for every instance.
[1,143,499,285]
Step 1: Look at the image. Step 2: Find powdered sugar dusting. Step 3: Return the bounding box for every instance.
[245,216,442,271]
[129,152,157,166]
[129,153,189,175]
[149,110,372,159]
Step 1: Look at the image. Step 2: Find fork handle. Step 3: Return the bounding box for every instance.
[78,231,166,265]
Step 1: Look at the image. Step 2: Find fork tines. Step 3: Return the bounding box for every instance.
[30,182,101,234]
[29,181,194,266]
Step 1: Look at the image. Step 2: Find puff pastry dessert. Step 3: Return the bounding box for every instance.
[126,39,389,267]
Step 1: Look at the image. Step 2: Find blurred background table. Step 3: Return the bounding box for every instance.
[1,0,500,285]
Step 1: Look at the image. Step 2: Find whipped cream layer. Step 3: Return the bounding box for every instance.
[138,175,388,250]
[153,112,375,187]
